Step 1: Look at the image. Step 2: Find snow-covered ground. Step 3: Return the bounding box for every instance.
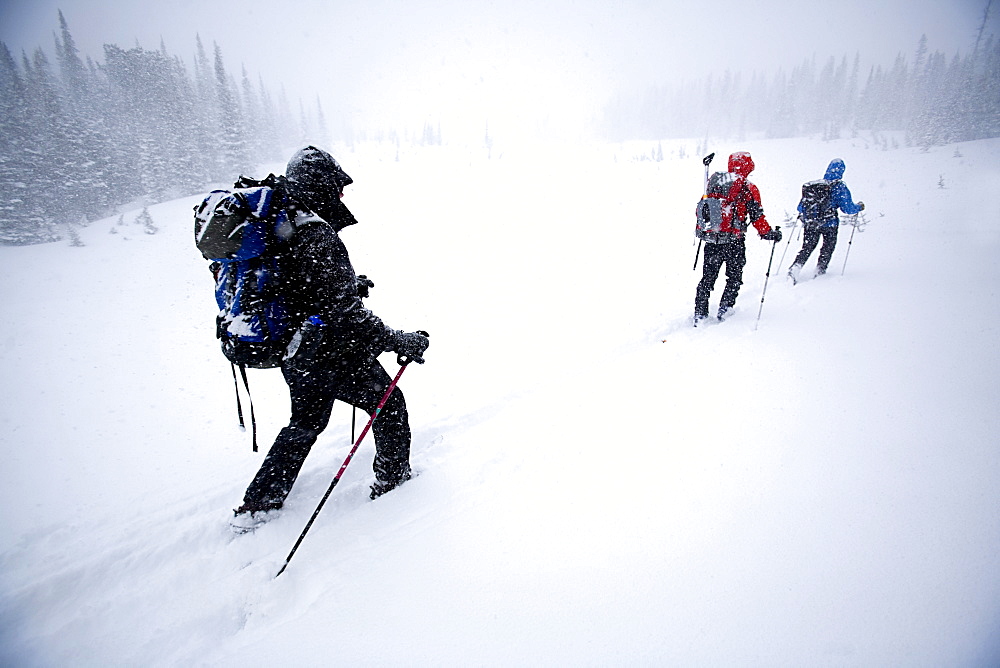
[1,135,998,666]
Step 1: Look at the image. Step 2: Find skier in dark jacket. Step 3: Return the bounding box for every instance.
[788,158,864,282]
[232,146,429,528]
[694,151,781,323]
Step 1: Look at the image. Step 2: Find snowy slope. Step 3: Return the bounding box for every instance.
[1,136,998,666]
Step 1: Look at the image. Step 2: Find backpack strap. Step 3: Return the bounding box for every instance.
[230,362,259,452]
[724,175,747,204]
[264,177,321,238]
[821,179,840,220]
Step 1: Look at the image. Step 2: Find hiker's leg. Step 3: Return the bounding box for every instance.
[695,243,725,317]
[792,226,821,267]
[338,361,412,483]
[719,238,747,309]
[241,364,338,509]
[816,226,839,273]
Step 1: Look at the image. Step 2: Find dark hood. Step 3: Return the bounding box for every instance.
[285,146,357,231]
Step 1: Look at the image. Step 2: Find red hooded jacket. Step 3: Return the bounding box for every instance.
[715,151,773,238]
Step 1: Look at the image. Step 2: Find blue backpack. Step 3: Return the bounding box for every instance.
[194,177,295,371]
[195,176,300,451]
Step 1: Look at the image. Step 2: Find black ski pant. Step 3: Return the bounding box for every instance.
[792,225,838,273]
[695,237,746,317]
[243,358,411,510]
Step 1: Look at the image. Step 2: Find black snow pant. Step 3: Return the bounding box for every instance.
[695,237,746,317]
[792,225,839,273]
[242,358,411,510]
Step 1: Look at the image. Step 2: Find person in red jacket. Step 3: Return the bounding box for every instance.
[694,151,781,323]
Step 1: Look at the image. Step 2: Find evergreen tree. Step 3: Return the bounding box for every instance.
[136,206,158,234]
[298,99,311,146]
[0,43,54,244]
[56,13,111,221]
[970,37,1000,139]
[56,10,87,98]
[844,53,861,134]
[256,75,282,163]
[191,35,222,181]
[240,66,264,166]
[24,48,74,238]
[214,43,252,177]
[275,86,298,150]
[766,70,796,138]
[315,96,331,148]
[167,53,212,194]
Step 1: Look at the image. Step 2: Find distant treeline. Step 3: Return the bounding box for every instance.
[603,35,1000,147]
[0,12,328,245]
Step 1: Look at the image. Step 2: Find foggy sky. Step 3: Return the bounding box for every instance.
[1,0,995,142]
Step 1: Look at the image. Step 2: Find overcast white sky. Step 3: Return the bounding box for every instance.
[1,0,995,141]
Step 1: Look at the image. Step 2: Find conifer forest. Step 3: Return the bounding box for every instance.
[0,12,324,245]
[604,33,1000,147]
[1,13,998,246]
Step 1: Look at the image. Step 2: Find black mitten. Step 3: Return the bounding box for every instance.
[761,227,782,242]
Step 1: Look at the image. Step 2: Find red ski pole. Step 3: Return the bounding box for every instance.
[275,356,412,578]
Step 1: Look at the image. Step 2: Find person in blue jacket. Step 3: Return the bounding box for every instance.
[788,158,864,281]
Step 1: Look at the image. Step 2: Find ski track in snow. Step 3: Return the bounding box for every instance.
[1,136,999,666]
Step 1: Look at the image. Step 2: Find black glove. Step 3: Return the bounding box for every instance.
[394,330,430,364]
[356,274,375,299]
[761,227,782,242]
[858,201,865,211]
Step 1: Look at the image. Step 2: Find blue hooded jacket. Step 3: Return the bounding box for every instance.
[800,158,863,227]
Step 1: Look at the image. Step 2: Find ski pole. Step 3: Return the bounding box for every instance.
[755,235,779,331]
[275,356,412,579]
[776,216,798,274]
[841,214,859,275]
[693,152,715,271]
